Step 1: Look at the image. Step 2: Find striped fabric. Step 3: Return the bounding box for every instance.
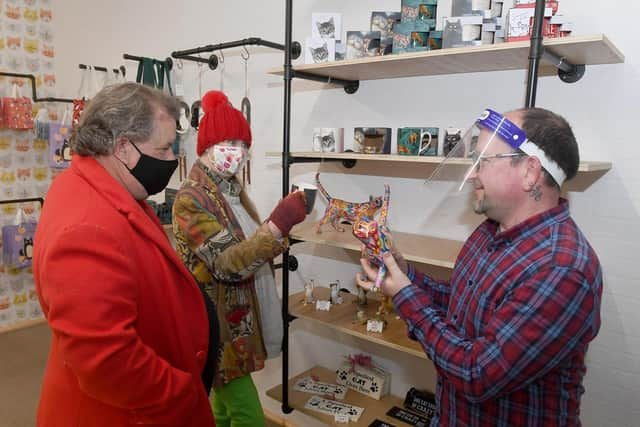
[393,200,602,427]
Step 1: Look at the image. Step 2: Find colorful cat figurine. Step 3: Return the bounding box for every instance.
[352,184,391,291]
[315,172,387,233]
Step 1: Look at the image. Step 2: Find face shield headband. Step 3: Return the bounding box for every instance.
[457,109,566,190]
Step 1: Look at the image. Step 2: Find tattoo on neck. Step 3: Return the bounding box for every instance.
[530,184,543,201]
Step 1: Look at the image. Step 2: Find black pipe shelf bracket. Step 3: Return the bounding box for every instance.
[273,254,299,272]
[79,63,126,78]
[123,53,173,71]
[0,71,73,103]
[171,37,302,71]
[542,50,586,83]
[292,70,360,94]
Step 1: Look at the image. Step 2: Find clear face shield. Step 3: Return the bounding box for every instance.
[427,108,566,191]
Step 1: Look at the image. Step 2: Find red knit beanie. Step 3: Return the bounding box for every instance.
[196,90,252,156]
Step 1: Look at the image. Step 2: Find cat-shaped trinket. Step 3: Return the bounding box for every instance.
[352,184,391,292]
[315,173,388,233]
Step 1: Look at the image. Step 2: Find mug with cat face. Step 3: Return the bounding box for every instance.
[312,128,344,153]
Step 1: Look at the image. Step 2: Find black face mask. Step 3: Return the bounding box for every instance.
[126,141,178,195]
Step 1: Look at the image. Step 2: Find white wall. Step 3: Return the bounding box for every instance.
[52,1,640,426]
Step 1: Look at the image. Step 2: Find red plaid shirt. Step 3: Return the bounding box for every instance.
[393,200,602,427]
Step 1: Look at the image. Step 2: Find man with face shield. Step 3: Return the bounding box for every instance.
[357,107,603,426]
[172,90,307,427]
[32,83,215,426]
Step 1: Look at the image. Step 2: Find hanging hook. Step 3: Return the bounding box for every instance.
[218,49,225,64]
[241,45,250,61]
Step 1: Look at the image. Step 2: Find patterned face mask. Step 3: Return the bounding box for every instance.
[209,145,248,178]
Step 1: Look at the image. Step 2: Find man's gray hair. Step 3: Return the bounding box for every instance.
[71,82,180,157]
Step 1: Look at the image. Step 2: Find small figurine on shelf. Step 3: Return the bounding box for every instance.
[354,307,368,325]
[356,284,368,306]
[375,295,394,318]
[303,279,316,305]
[315,173,389,233]
[329,281,343,305]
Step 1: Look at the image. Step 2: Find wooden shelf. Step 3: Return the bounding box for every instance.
[266,366,414,427]
[267,151,612,173]
[291,220,463,269]
[269,34,623,81]
[268,152,611,190]
[0,318,46,335]
[290,287,428,360]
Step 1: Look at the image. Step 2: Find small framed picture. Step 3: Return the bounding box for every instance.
[311,13,342,39]
[305,37,335,64]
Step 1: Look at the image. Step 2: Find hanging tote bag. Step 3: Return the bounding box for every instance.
[72,66,99,128]
[1,208,36,270]
[136,58,173,95]
[2,84,34,130]
[48,109,72,169]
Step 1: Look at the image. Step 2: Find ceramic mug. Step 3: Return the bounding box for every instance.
[397,127,437,155]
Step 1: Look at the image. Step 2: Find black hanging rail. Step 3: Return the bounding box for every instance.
[0,71,73,103]
[79,63,126,78]
[171,37,302,70]
[123,53,173,70]
[0,197,44,206]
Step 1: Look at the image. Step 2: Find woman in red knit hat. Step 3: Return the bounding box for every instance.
[172,90,307,427]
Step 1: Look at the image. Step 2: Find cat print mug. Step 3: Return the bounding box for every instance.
[397,127,439,156]
[312,128,344,152]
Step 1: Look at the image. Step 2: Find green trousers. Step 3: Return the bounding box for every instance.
[211,375,265,427]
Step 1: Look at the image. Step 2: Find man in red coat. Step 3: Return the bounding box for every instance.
[33,83,215,426]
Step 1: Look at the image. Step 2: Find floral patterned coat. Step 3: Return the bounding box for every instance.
[172,160,286,388]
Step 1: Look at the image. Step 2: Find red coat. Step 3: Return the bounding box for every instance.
[33,155,215,427]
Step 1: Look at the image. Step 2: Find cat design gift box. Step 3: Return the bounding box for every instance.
[312,128,344,153]
[392,21,433,54]
[345,31,381,59]
[370,11,401,55]
[401,0,437,29]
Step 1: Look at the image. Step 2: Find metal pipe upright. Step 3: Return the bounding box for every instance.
[281,0,294,415]
[524,0,547,107]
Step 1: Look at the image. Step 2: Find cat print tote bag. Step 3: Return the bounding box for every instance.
[1,84,34,130]
[72,66,100,127]
[2,221,36,269]
[49,110,72,169]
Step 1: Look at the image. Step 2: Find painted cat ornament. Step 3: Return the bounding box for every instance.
[351,185,391,293]
[315,173,387,233]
